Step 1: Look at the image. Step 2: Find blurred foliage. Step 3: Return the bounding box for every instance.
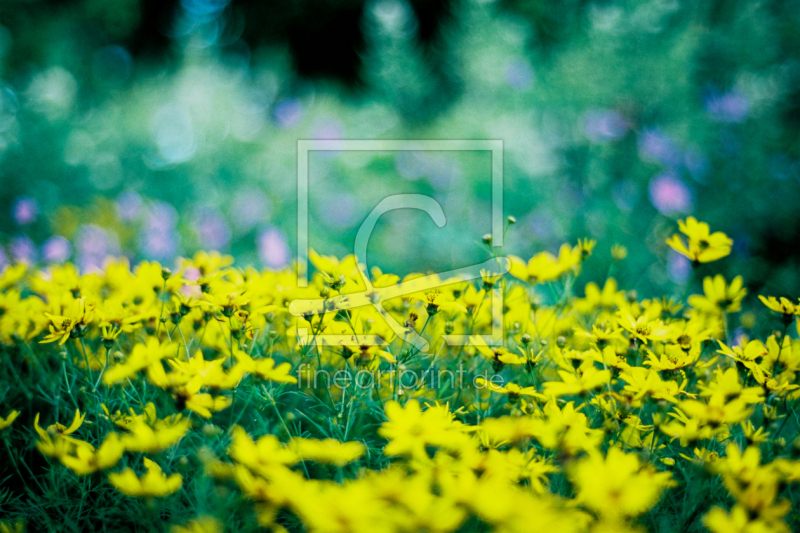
[1,0,800,298]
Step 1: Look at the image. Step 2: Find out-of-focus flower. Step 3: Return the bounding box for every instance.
[171,516,223,533]
[0,410,19,430]
[116,190,143,222]
[639,128,681,167]
[705,90,749,123]
[42,236,72,263]
[12,197,38,225]
[141,201,179,262]
[583,109,628,142]
[689,275,746,313]
[231,187,270,231]
[108,457,182,498]
[273,98,302,128]
[193,207,230,251]
[76,224,120,272]
[10,236,37,264]
[666,252,691,283]
[649,172,692,215]
[257,227,289,269]
[505,59,534,91]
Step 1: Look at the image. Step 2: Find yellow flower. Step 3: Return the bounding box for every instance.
[308,249,362,291]
[666,216,733,263]
[470,336,526,369]
[711,444,791,521]
[644,344,700,372]
[0,410,19,431]
[574,278,624,314]
[103,337,172,385]
[108,457,182,498]
[717,339,770,383]
[508,244,581,284]
[227,426,299,478]
[36,409,84,441]
[0,520,24,533]
[619,367,687,404]
[660,409,716,447]
[233,351,299,383]
[205,290,249,317]
[568,447,675,520]
[618,313,669,344]
[60,432,125,475]
[120,417,191,453]
[379,400,469,457]
[575,238,596,259]
[33,409,88,458]
[678,395,752,426]
[542,367,611,398]
[171,516,223,533]
[741,420,769,446]
[527,400,604,454]
[698,367,764,404]
[0,263,26,291]
[666,318,714,349]
[288,438,365,466]
[412,290,466,316]
[476,378,545,401]
[703,504,790,533]
[688,275,746,314]
[40,297,96,345]
[759,295,800,323]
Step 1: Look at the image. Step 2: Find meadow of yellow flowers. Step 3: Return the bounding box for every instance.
[1,217,800,533]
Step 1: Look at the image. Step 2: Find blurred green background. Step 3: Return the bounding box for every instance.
[1,0,800,298]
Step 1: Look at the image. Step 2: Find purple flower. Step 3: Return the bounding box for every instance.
[705,91,749,123]
[648,172,693,215]
[183,266,201,283]
[638,128,682,167]
[312,118,345,140]
[140,201,179,262]
[116,190,143,222]
[525,211,557,242]
[181,283,203,299]
[146,201,179,233]
[505,60,534,91]
[396,151,426,181]
[12,197,38,225]
[319,193,359,229]
[76,225,119,272]
[141,231,179,263]
[257,227,290,269]
[0,247,7,269]
[10,236,37,264]
[583,110,628,143]
[273,98,303,128]
[231,188,270,232]
[667,251,691,283]
[193,207,231,250]
[42,236,72,263]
